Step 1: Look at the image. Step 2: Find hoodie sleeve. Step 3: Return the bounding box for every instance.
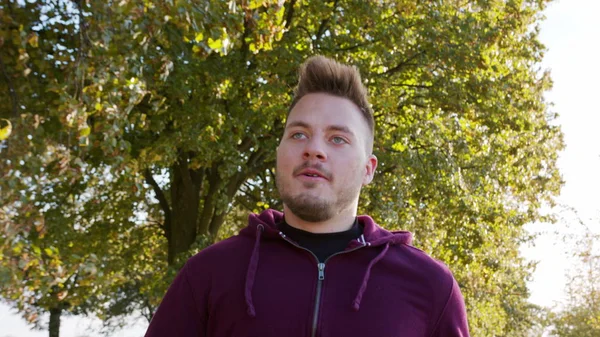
[145,262,207,337]
[430,278,470,337]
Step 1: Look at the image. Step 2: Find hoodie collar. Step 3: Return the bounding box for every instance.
[241,209,413,247]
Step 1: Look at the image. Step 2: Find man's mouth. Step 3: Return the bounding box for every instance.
[296,168,330,180]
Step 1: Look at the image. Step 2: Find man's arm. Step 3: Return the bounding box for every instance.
[145,262,207,337]
[430,278,470,337]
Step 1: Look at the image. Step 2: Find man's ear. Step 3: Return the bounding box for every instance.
[362,154,378,186]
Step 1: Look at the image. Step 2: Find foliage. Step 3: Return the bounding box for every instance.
[548,226,600,337]
[0,0,563,336]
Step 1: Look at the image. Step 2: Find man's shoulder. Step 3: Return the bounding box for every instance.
[186,234,253,269]
[365,222,456,287]
[390,243,456,286]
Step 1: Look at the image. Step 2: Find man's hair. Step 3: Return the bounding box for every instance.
[289,56,374,137]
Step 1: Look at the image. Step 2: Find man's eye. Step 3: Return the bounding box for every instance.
[291,133,306,140]
[332,136,347,144]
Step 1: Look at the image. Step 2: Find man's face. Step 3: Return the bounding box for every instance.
[276,93,377,223]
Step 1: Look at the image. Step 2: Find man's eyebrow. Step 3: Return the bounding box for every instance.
[327,125,354,136]
[286,121,356,137]
[285,121,311,130]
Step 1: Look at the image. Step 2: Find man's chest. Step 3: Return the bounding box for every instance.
[206,259,433,337]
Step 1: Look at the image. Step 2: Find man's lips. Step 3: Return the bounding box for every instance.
[295,168,330,181]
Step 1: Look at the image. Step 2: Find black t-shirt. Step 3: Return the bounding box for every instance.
[278,218,363,262]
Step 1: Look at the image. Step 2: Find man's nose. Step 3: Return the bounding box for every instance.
[303,138,327,161]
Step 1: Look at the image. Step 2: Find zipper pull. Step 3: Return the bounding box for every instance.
[318,263,325,280]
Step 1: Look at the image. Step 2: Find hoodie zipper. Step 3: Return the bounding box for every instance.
[278,232,369,337]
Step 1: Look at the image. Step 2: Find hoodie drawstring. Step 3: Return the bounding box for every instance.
[245,224,264,318]
[352,242,390,311]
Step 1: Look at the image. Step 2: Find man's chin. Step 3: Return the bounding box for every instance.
[297,180,328,189]
[282,195,334,219]
[291,191,330,202]
[289,205,334,223]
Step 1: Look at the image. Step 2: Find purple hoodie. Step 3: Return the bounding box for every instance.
[145,209,470,337]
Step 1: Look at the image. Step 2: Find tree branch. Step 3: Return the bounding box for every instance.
[379,164,398,176]
[142,296,155,323]
[377,51,425,77]
[296,25,313,41]
[331,41,375,52]
[283,0,297,29]
[143,168,171,237]
[197,163,222,234]
[0,54,19,117]
[237,136,254,152]
[313,0,339,49]
[240,7,253,63]
[235,195,255,212]
[392,83,433,89]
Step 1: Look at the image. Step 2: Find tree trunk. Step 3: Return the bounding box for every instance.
[168,160,202,265]
[49,307,62,337]
[166,151,268,264]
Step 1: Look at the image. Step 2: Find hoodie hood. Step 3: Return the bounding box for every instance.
[240,208,413,247]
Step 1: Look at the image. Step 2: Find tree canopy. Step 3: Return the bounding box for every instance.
[1,0,563,336]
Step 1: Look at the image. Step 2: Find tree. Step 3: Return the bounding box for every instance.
[1,0,563,335]
[548,225,600,337]
[0,149,165,336]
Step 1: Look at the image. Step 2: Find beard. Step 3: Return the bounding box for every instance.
[280,192,335,222]
[276,168,361,223]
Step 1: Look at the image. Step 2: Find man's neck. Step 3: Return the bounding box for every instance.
[282,205,357,234]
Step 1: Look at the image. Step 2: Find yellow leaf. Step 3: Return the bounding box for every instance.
[192,45,201,53]
[95,102,102,111]
[80,126,91,137]
[0,119,12,140]
[194,32,204,42]
[28,34,38,48]
[44,248,53,257]
[249,0,265,10]
[207,38,222,50]
[392,142,406,152]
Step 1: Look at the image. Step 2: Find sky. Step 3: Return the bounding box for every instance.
[521,0,600,309]
[2,0,600,336]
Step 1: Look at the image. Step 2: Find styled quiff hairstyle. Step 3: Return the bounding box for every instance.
[289,56,375,137]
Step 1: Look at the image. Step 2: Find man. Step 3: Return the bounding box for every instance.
[145,56,470,337]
